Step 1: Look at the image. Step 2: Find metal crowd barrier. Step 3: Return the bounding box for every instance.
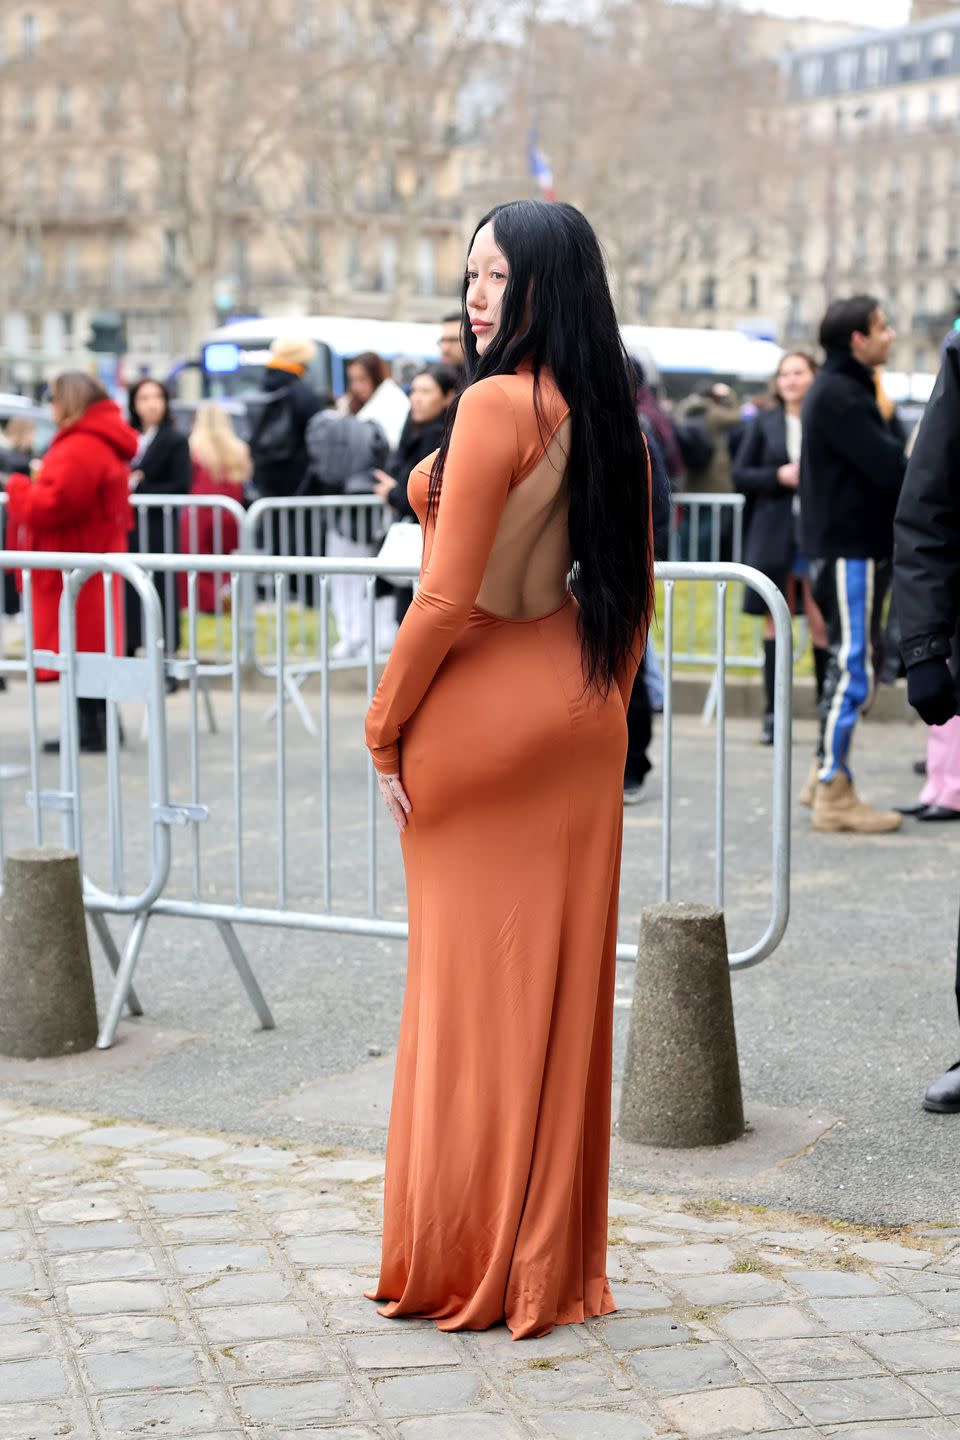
[0,550,792,1048]
[241,497,395,720]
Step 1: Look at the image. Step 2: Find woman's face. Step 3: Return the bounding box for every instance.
[776,357,815,407]
[347,364,376,407]
[466,221,509,356]
[409,374,450,425]
[134,382,166,428]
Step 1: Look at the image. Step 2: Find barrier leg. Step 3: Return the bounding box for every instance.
[97,911,151,1049]
[619,901,744,1147]
[262,673,318,738]
[199,677,218,736]
[89,911,143,1017]
[215,920,275,1030]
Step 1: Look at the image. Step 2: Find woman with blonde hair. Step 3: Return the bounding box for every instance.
[178,403,251,613]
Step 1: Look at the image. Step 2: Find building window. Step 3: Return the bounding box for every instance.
[929,91,941,128]
[231,231,248,287]
[379,235,397,292]
[295,0,321,46]
[917,221,932,263]
[59,161,75,213]
[800,57,823,98]
[163,230,179,278]
[930,30,954,75]
[416,236,435,296]
[836,52,858,91]
[747,273,759,309]
[887,223,901,261]
[679,279,689,312]
[102,81,122,128]
[916,346,929,371]
[59,11,75,52]
[898,37,921,81]
[55,85,72,130]
[23,235,42,289]
[62,239,78,292]
[304,160,320,207]
[106,155,125,208]
[110,236,126,291]
[948,216,960,262]
[306,225,322,276]
[915,282,928,324]
[865,43,887,87]
[787,294,804,331]
[634,284,653,321]
[888,162,904,197]
[701,274,717,311]
[19,88,36,131]
[21,13,39,58]
[853,224,868,265]
[896,96,909,133]
[856,168,872,202]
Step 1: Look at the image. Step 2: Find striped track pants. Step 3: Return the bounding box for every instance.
[810,557,891,782]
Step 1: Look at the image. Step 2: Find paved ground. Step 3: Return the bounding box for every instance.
[0,681,956,1227]
[2,1102,960,1440]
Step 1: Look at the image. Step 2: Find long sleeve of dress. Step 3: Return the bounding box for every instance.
[365,380,519,774]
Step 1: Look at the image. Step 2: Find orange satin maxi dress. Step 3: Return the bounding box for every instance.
[364,370,645,1339]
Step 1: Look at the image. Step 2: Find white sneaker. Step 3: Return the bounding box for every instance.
[331,638,360,661]
[623,784,644,806]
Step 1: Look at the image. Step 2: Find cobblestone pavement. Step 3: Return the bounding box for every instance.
[2,1104,959,1439]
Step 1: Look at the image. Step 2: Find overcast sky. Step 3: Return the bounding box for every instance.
[748,0,910,22]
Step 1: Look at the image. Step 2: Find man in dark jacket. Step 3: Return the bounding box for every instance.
[249,336,325,500]
[800,295,907,833]
[893,332,960,1113]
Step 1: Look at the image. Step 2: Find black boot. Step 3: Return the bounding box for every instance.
[813,646,829,707]
[44,699,116,755]
[924,1061,960,1113]
[761,638,776,745]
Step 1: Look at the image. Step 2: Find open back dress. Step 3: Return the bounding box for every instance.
[364,366,648,1339]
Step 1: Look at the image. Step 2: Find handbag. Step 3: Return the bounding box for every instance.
[377,521,422,589]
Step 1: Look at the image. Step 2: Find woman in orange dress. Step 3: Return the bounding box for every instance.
[364,200,654,1339]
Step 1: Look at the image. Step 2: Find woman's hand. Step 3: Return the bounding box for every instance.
[376,771,412,834]
[372,469,395,501]
[129,468,144,492]
[776,462,800,489]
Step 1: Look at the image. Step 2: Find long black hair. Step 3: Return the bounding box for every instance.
[128,376,172,431]
[429,199,653,695]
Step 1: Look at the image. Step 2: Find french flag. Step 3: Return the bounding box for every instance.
[528,131,557,202]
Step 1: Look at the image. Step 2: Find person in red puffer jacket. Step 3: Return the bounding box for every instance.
[6,371,138,752]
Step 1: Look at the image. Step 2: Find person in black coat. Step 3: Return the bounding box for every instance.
[0,416,35,629]
[248,336,326,501]
[798,295,907,833]
[893,331,960,1113]
[372,364,459,624]
[733,351,828,744]
[125,377,192,666]
[623,426,671,803]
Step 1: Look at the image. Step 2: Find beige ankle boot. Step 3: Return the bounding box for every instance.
[812,772,902,833]
[798,757,820,808]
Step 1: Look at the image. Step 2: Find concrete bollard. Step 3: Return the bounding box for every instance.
[0,847,98,1059]
[619,901,744,1148]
